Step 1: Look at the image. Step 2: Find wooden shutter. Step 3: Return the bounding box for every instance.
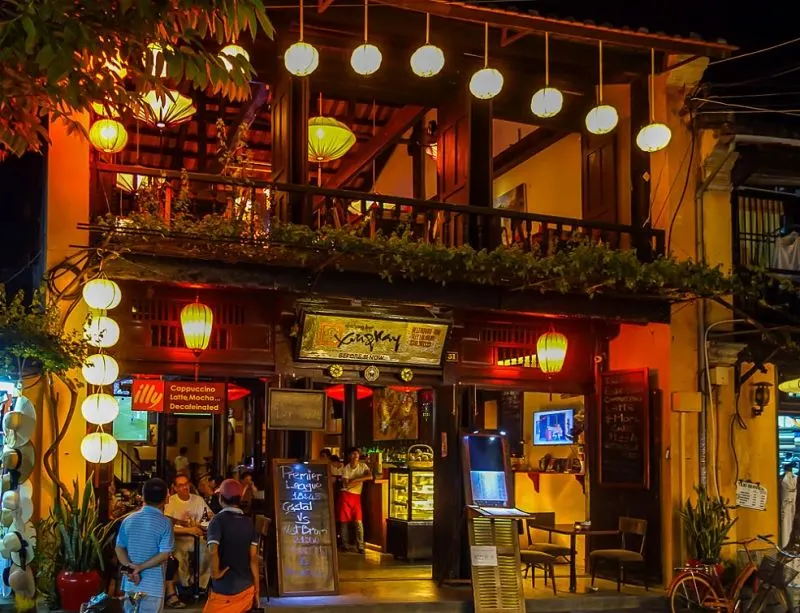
[582,133,618,224]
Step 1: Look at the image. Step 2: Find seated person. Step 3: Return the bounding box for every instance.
[239,471,259,514]
[164,474,213,592]
[198,474,222,514]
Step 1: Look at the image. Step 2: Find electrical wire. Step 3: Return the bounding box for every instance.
[692,97,800,118]
[730,391,745,487]
[707,63,800,89]
[666,121,695,253]
[649,135,693,229]
[708,35,800,66]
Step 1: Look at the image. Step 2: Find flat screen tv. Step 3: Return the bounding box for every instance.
[112,396,149,442]
[533,408,574,446]
[466,434,509,507]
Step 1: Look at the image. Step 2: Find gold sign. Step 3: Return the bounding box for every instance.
[298,313,449,367]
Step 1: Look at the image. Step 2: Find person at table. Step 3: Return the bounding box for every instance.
[204,479,260,613]
[165,474,213,592]
[338,447,372,554]
[115,478,175,613]
[198,474,222,514]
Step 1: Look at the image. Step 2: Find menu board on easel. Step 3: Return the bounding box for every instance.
[272,460,339,596]
[599,369,650,489]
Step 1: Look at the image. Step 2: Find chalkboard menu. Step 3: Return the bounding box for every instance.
[272,460,339,596]
[599,369,650,489]
[498,391,523,456]
[268,389,327,431]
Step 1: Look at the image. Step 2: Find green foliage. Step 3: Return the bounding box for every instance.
[0,0,273,157]
[99,210,758,302]
[0,284,88,377]
[34,516,61,608]
[53,478,117,572]
[680,485,738,563]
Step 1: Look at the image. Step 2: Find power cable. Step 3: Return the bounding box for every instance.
[708,35,800,66]
[692,97,800,117]
[666,120,695,253]
[708,63,800,89]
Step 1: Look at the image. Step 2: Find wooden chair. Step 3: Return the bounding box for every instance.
[254,515,272,601]
[525,513,574,559]
[519,549,557,595]
[589,517,648,592]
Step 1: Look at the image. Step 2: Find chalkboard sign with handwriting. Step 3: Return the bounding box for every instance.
[268,389,327,431]
[599,369,650,489]
[272,460,339,596]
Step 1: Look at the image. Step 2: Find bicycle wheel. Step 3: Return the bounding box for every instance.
[670,573,723,613]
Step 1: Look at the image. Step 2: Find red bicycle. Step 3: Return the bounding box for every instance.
[668,534,798,613]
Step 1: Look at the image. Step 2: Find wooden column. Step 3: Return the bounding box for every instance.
[410,121,427,200]
[212,413,228,476]
[468,99,494,248]
[630,79,653,258]
[271,65,309,225]
[157,412,168,478]
[343,383,357,452]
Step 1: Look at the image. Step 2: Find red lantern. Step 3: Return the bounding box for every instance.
[325,384,373,402]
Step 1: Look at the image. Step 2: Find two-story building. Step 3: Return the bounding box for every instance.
[8,0,783,599]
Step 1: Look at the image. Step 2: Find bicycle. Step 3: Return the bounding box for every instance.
[668,534,799,613]
[80,567,145,613]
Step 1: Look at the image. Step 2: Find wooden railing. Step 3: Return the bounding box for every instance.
[90,163,665,261]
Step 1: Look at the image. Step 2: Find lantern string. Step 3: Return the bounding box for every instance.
[425,13,430,45]
[299,0,304,41]
[649,48,656,122]
[545,32,550,87]
[598,41,604,104]
[364,0,368,43]
[483,23,488,68]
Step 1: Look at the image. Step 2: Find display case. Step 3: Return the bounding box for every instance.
[386,465,434,560]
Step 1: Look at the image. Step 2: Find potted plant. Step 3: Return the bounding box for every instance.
[54,478,117,611]
[680,485,737,573]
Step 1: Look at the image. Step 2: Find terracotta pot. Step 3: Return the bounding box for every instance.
[56,570,102,611]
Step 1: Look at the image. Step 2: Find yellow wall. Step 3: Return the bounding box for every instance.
[492,134,583,218]
[515,393,587,561]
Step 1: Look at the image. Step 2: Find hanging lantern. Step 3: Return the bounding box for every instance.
[779,379,800,393]
[82,354,120,387]
[636,50,671,152]
[410,14,444,78]
[81,393,120,425]
[116,173,143,193]
[636,123,672,153]
[81,432,118,463]
[307,116,356,162]
[531,87,564,119]
[285,42,319,77]
[470,68,504,100]
[84,315,120,349]
[351,43,382,76]
[89,119,128,154]
[536,330,568,374]
[220,44,250,72]
[83,278,122,310]
[585,104,619,135]
[134,90,196,130]
[180,300,214,356]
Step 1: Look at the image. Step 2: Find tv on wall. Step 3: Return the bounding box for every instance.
[533,408,574,446]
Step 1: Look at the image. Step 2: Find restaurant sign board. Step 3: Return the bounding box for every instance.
[132,380,226,414]
[297,312,449,367]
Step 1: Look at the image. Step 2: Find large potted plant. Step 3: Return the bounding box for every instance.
[680,485,738,571]
[54,478,116,611]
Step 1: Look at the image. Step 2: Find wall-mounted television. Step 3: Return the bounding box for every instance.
[533,408,574,446]
[112,396,149,442]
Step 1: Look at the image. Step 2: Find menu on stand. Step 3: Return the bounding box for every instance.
[272,460,339,596]
[599,369,650,489]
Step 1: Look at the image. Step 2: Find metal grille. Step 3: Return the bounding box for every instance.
[130,298,245,350]
[736,196,783,269]
[469,517,525,613]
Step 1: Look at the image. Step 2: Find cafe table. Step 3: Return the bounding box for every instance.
[527,523,619,593]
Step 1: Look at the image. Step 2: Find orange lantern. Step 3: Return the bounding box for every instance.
[89,119,128,154]
[536,329,568,374]
[180,300,213,356]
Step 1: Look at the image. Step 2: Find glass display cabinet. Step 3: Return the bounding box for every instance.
[386,467,434,560]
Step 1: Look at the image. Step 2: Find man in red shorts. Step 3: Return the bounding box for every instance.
[338,447,372,554]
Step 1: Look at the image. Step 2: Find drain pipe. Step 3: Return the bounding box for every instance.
[693,132,800,487]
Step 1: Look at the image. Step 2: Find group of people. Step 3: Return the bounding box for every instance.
[115,472,261,613]
[320,447,373,555]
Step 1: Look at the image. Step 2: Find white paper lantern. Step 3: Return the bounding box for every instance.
[636,122,672,153]
[84,315,120,348]
[82,278,122,310]
[530,87,564,119]
[81,393,120,425]
[469,68,503,100]
[81,432,118,463]
[82,354,119,387]
[585,104,619,135]
[284,41,319,77]
[410,44,445,77]
[350,43,382,76]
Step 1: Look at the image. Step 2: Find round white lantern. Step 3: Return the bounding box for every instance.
[636,122,672,153]
[350,43,382,76]
[530,87,564,119]
[81,432,118,463]
[284,41,319,77]
[81,393,120,425]
[82,278,122,310]
[585,104,619,135]
[82,354,119,387]
[410,44,445,78]
[84,315,120,348]
[469,68,503,100]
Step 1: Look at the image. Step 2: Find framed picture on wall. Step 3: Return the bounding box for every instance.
[494,184,526,246]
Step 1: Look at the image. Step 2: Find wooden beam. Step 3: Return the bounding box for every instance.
[324,105,428,189]
[500,28,529,48]
[492,128,568,178]
[371,0,736,57]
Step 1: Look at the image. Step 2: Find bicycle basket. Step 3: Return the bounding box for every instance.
[757,556,799,588]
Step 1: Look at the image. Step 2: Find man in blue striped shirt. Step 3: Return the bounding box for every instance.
[116,478,175,613]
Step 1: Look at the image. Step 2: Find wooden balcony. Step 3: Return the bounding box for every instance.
[90,163,665,261]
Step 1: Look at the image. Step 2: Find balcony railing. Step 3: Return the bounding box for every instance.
[89,163,665,262]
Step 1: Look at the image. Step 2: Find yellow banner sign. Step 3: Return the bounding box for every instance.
[298,313,449,367]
